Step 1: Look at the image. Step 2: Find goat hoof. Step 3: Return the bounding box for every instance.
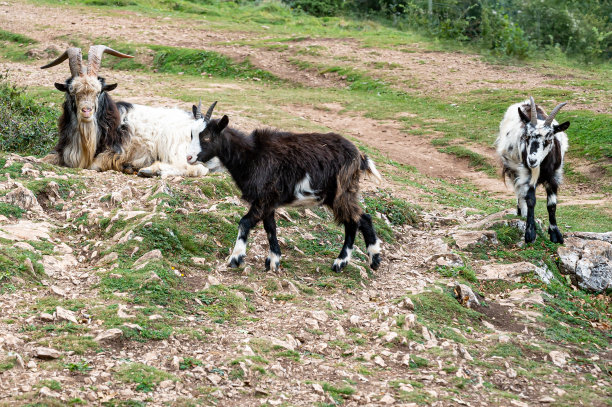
[229,255,245,268]
[265,258,280,271]
[548,227,564,244]
[137,168,159,178]
[369,253,381,271]
[524,228,537,243]
[332,259,348,273]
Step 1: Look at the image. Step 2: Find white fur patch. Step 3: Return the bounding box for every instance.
[187,119,205,164]
[367,239,381,259]
[267,251,281,271]
[290,174,320,207]
[366,158,382,183]
[547,194,557,206]
[231,237,247,259]
[333,248,353,269]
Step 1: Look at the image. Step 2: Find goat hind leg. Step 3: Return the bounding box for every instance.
[545,183,563,244]
[359,213,382,271]
[332,220,358,273]
[263,212,281,271]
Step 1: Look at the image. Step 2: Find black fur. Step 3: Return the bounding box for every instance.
[196,115,381,272]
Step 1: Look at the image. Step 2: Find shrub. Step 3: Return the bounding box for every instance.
[283,0,344,16]
[0,76,58,156]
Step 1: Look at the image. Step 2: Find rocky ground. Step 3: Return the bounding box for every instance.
[0,152,610,407]
[0,1,610,406]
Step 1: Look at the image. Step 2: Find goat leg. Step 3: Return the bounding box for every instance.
[359,213,382,271]
[263,212,281,271]
[524,186,537,243]
[229,208,260,268]
[333,220,358,273]
[545,184,563,244]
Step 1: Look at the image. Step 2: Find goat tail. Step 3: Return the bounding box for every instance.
[360,155,382,183]
[333,157,362,224]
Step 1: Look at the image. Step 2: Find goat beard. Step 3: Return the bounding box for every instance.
[64,118,98,169]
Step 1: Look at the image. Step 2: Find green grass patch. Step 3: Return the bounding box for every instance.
[0,29,37,44]
[0,202,24,218]
[438,145,497,177]
[114,362,176,393]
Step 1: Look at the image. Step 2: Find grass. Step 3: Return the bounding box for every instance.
[114,363,176,393]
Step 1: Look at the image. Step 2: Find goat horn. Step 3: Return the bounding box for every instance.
[195,99,202,120]
[529,96,537,126]
[544,102,567,126]
[205,101,217,122]
[87,45,134,77]
[41,47,84,77]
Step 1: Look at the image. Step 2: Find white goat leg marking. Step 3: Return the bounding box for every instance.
[547,194,557,206]
[367,239,381,260]
[229,227,247,265]
[333,248,353,269]
[267,251,281,271]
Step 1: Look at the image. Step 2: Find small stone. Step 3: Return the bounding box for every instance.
[207,373,222,385]
[549,350,569,368]
[134,249,162,267]
[39,386,60,398]
[94,328,123,342]
[56,306,78,324]
[401,353,411,366]
[457,345,473,361]
[507,367,517,378]
[207,275,220,285]
[148,314,163,321]
[171,356,181,371]
[401,298,415,310]
[304,318,319,330]
[312,383,324,393]
[39,312,54,322]
[380,394,395,405]
[383,331,398,343]
[374,356,386,367]
[159,379,174,389]
[403,313,416,328]
[539,396,555,403]
[454,284,480,308]
[50,285,66,297]
[34,347,62,360]
[27,360,36,369]
[349,315,360,325]
[310,310,328,323]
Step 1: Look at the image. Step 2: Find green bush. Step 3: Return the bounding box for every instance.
[283,0,344,16]
[0,76,58,156]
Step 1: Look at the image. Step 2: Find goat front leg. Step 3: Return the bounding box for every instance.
[333,220,358,272]
[545,183,563,244]
[263,212,281,271]
[229,207,261,268]
[359,213,382,271]
[524,185,537,243]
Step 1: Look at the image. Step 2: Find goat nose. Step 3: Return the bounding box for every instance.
[187,155,193,162]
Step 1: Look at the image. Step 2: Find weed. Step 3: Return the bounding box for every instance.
[64,360,93,373]
[114,363,176,393]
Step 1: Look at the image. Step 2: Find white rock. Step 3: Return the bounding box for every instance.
[549,350,569,368]
[310,310,328,323]
[384,331,398,343]
[39,386,60,398]
[374,356,386,367]
[50,285,66,297]
[349,315,360,325]
[94,328,123,342]
[207,373,222,385]
[312,383,324,393]
[34,347,62,359]
[56,306,78,324]
[380,394,395,405]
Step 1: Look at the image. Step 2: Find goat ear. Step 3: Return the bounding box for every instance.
[102,83,118,92]
[192,105,198,119]
[554,121,570,133]
[54,82,68,92]
[218,115,229,131]
[518,107,530,124]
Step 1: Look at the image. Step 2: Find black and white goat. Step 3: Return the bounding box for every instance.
[187,102,383,272]
[41,45,213,177]
[496,97,570,243]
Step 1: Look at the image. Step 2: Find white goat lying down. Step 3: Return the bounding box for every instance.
[496,97,570,243]
[41,45,217,177]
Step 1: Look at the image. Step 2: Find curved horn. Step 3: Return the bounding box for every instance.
[41,47,84,77]
[544,102,567,126]
[87,45,134,77]
[194,99,202,120]
[204,101,217,122]
[529,96,537,126]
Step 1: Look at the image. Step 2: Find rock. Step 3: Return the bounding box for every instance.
[117,304,135,319]
[310,310,328,323]
[539,396,555,403]
[268,337,295,351]
[312,383,324,393]
[480,261,553,284]
[159,379,174,389]
[56,306,78,324]
[122,323,143,331]
[148,314,163,321]
[349,315,360,326]
[452,230,498,250]
[0,182,43,214]
[94,328,123,342]
[134,249,162,267]
[548,350,569,368]
[50,285,66,297]
[380,394,395,404]
[39,386,60,398]
[401,297,415,311]
[27,360,36,369]
[207,373,222,385]
[0,220,52,241]
[171,356,181,371]
[569,231,612,244]
[401,353,411,366]
[374,356,386,367]
[2,333,24,348]
[507,367,517,378]
[403,313,416,328]
[383,331,398,343]
[97,252,118,265]
[207,275,220,285]
[558,236,612,292]
[34,347,62,359]
[304,318,319,330]
[40,312,55,322]
[457,345,473,361]
[453,284,480,308]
